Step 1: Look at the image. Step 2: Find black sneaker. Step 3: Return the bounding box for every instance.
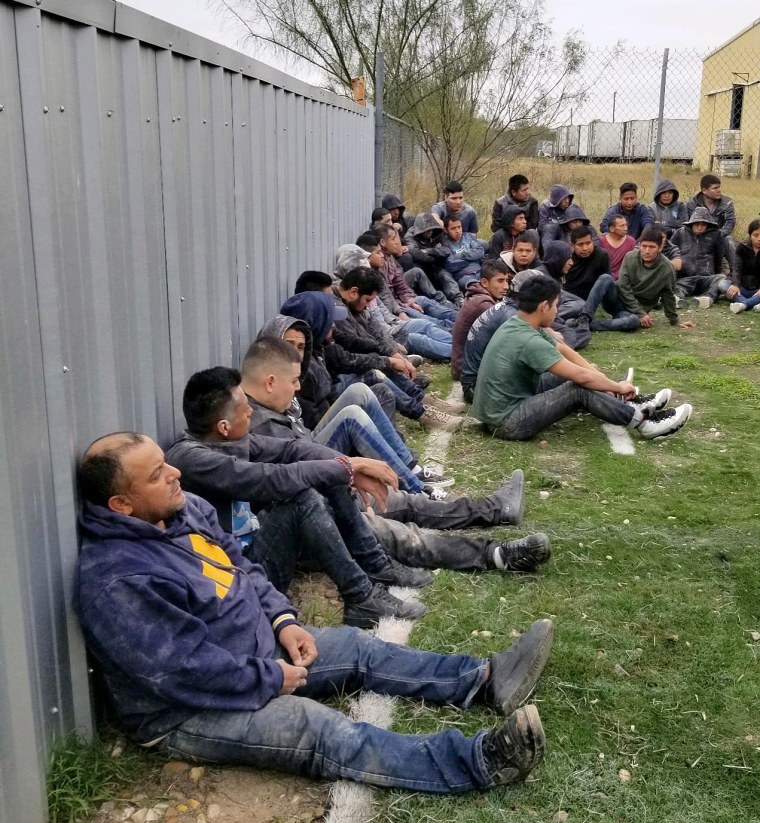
[343,583,427,628]
[414,373,432,389]
[491,469,525,525]
[413,465,455,488]
[485,619,554,715]
[627,388,671,414]
[492,533,551,573]
[422,485,450,501]
[369,557,434,588]
[482,705,546,786]
[637,403,692,439]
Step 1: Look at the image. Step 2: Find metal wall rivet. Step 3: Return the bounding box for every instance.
[43,106,49,113]
[146,117,151,122]
[0,105,4,112]
[59,105,65,112]
[51,706,58,713]
[107,110,113,117]
[180,296,185,302]
[202,119,207,124]
[62,366,69,373]
[242,122,246,127]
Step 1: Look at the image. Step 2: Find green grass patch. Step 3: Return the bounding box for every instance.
[379,305,760,823]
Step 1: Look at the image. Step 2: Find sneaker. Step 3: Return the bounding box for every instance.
[675,296,687,309]
[414,373,432,389]
[696,295,713,309]
[343,583,427,628]
[419,405,463,432]
[570,313,590,330]
[482,705,546,785]
[637,403,693,439]
[753,304,760,312]
[492,469,525,526]
[627,388,672,414]
[730,302,747,314]
[407,354,424,367]
[424,394,468,415]
[486,620,554,715]
[413,465,455,488]
[369,557,434,588]
[422,485,450,501]
[492,533,551,573]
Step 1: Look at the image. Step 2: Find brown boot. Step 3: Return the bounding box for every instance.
[418,405,463,432]
[423,394,468,415]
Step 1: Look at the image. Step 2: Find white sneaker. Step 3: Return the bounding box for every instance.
[696,295,713,309]
[675,296,687,309]
[413,465,455,488]
[754,305,760,312]
[627,388,672,414]
[637,404,692,440]
[730,302,746,314]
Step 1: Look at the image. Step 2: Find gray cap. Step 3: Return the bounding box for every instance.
[335,244,370,279]
[510,268,544,293]
[684,206,717,226]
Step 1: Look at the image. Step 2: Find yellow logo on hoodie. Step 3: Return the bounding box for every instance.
[188,534,235,599]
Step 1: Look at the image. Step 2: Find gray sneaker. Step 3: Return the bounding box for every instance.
[492,469,525,525]
[413,465,455,488]
[627,388,672,414]
[424,394,468,415]
[407,354,424,367]
[485,619,554,715]
[419,405,463,432]
[482,705,546,786]
[369,557,434,588]
[343,583,427,628]
[637,403,692,439]
[492,533,551,573]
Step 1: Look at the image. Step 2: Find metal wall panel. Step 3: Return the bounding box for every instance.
[0,1,373,820]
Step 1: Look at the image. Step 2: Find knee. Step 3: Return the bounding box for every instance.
[343,382,374,407]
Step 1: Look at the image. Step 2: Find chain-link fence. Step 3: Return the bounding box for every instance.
[381,112,431,196]
[552,43,760,179]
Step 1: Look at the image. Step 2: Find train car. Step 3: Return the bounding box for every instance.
[589,121,624,160]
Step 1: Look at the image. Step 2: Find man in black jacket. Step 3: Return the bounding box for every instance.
[491,174,539,232]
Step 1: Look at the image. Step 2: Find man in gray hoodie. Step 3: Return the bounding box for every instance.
[671,207,731,309]
[647,178,688,237]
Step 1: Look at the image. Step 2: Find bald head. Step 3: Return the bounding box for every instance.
[78,432,148,507]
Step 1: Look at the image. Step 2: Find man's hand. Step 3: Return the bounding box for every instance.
[726,285,740,299]
[679,320,696,329]
[389,352,416,378]
[615,380,637,400]
[278,625,318,668]
[349,457,399,511]
[398,311,410,321]
[546,328,564,343]
[411,302,424,313]
[276,660,308,695]
[640,314,654,328]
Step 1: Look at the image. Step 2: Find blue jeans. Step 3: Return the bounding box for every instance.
[401,317,453,361]
[414,296,458,326]
[493,373,635,441]
[159,626,492,793]
[580,274,640,332]
[312,384,423,492]
[336,370,425,419]
[731,287,760,309]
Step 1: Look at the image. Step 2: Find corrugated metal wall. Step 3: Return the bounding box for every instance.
[0,1,374,819]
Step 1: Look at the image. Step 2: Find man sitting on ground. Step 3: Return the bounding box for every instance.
[76,430,552,795]
[686,174,736,242]
[443,215,486,288]
[598,215,636,279]
[488,207,532,257]
[406,212,464,308]
[471,273,692,442]
[492,174,539,232]
[558,205,599,246]
[600,182,653,240]
[432,180,480,234]
[671,208,731,309]
[538,184,574,246]
[647,178,687,237]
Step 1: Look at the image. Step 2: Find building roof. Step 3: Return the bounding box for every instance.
[704,16,760,60]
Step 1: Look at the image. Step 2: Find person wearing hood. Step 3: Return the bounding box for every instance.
[441,214,486,288]
[727,219,760,313]
[600,182,653,239]
[488,206,537,257]
[599,215,636,279]
[431,180,480,234]
[451,260,510,380]
[558,204,599,246]
[538,184,574,245]
[405,212,464,307]
[647,178,687,237]
[242,337,551,572]
[491,174,539,233]
[164,369,430,628]
[381,193,415,239]
[76,431,552,794]
[535,241,587,323]
[563,225,611,301]
[671,207,731,309]
[248,325,451,493]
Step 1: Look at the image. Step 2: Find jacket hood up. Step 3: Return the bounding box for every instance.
[501,204,527,229]
[548,184,574,207]
[280,291,337,347]
[540,240,573,278]
[409,211,444,239]
[684,206,718,228]
[654,178,680,203]
[559,204,590,226]
[256,314,313,379]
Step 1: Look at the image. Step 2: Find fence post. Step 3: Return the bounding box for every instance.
[374,51,384,207]
[653,47,669,193]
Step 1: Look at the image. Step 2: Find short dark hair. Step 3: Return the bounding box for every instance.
[78,432,146,507]
[340,267,384,295]
[639,225,664,245]
[619,182,638,195]
[508,174,529,193]
[443,180,463,195]
[182,366,241,436]
[570,225,593,244]
[700,174,720,189]
[608,214,628,229]
[372,222,397,242]
[443,214,462,228]
[748,218,760,236]
[355,231,380,251]
[513,232,538,250]
[371,207,390,222]
[514,273,561,313]
[480,259,509,281]
[242,337,301,380]
[294,270,332,293]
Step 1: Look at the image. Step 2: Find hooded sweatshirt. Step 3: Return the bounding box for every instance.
[537,241,573,281]
[450,281,497,379]
[431,200,479,234]
[558,205,600,245]
[538,184,574,231]
[75,493,294,743]
[600,199,653,239]
[381,193,415,238]
[491,191,539,233]
[671,207,727,279]
[487,205,529,257]
[404,212,450,275]
[647,178,688,236]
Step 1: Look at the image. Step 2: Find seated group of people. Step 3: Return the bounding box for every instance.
[73,171,754,804]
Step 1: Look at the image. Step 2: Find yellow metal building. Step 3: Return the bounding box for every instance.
[694,17,760,177]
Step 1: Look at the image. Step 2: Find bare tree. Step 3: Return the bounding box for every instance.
[215,0,587,188]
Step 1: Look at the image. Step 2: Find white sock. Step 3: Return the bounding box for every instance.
[628,409,645,428]
[493,545,506,570]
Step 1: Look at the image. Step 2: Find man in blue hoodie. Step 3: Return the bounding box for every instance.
[600,183,653,240]
[76,431,551,793]
[538,184,574,246]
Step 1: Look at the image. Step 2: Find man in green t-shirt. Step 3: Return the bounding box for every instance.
[471,273,693,441]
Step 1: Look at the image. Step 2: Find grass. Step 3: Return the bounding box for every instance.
[381,303,760,823]
[403,157,760,240]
